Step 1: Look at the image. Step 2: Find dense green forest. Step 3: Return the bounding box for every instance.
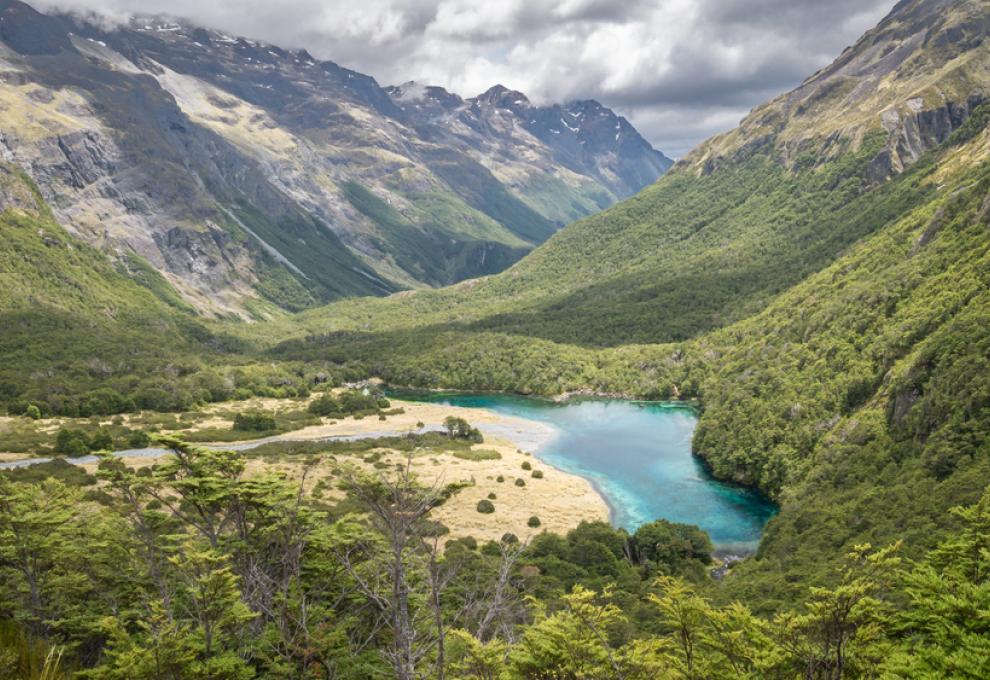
[1,438,987,679]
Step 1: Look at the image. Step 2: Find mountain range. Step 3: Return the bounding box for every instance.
[0,0,670,317]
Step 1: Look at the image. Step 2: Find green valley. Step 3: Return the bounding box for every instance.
[1,0,990,677]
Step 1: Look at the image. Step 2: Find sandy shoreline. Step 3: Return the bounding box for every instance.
[44,399,610,544]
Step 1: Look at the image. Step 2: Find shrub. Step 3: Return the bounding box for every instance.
[24,404,41,420]
[452,449,502,461]
[89,428,113,451]
[531,470,544,479]
[487,492,497,500]
[501,533,519,544]
[420,520,449,537]
[80,387,133,417]
[496,475,505,483]
[339,390,380,413]
[308,394,341,417]
[233,412,277,432]
[449,536,477,551]
[528,516,541,528]
[55,428,91,457]
[476,500,495,514]
[631,519,714,567]
[127,430,151,448]
[521,461,532,471]
[515,478,526,487]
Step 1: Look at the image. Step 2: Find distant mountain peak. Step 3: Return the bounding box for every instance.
[473,84,531,110]
[385,79,672,196]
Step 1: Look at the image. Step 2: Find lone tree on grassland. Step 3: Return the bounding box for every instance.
[443,417,484,443]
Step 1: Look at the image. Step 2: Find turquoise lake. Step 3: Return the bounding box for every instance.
[394,391,777,552]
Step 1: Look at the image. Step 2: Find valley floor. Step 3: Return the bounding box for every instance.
[4,398,610,545]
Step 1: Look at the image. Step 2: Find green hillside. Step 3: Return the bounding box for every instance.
[0,164,211,412]
[277,0,990,348]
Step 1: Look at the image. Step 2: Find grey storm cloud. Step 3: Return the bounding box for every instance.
[35,0,898,157]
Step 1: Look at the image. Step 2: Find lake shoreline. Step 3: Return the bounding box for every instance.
[385,384,702,409]
[395,391,777,551]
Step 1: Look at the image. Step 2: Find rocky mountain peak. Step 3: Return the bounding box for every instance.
[472,84,531,111]
[0,0,74,55]
[386,81,464,112]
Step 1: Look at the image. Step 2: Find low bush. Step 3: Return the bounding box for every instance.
[452,449,502,461]
[233,412,277,432]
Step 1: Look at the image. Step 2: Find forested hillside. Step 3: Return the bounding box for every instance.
[279,0,989,347]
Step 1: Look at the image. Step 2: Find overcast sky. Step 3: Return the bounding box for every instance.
[38,0,899,157]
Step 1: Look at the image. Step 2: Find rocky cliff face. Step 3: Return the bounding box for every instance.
[690,0,990,179]
[0,0,671,316]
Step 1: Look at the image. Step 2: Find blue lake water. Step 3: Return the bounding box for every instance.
[394,391,777,552]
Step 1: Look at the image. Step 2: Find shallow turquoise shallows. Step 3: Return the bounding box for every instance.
[394,391,777,552]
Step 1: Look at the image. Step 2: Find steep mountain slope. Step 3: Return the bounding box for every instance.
[269,0,990,602]
[285,0,989,348]
[0,0,670,316]
[0,160,218,411]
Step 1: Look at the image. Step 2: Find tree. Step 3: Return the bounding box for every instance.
[54,429,90,457]
[647,576,711,677]
[334,458,451,680]
[508,586,636,678]
[632,520,713,572]
[881,490,990,678]
[0,480,78,636]
[168,546,255,679]
[774,543,901,680]
[444,630,506,680]
[443,417,483,443]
